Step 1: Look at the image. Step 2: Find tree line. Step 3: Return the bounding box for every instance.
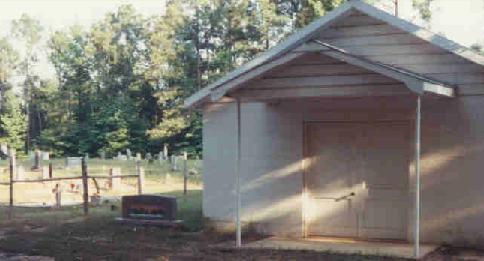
[0,0,436,157]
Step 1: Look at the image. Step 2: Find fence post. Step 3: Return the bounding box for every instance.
[183,151,188,196]
[8,150,15,219]
[48,161,53,178]
[82,156,89,216]
[137,160,144,195]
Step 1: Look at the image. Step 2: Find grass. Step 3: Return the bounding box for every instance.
[0,190,204,260]
[0,189,411,260]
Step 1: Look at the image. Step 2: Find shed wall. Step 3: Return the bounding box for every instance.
[202,101,303,236]
[202,97,414,237]
[202,96,484,247]
[420,97,484,247]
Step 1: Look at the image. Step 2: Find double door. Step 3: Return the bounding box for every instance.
[304,122,410,240]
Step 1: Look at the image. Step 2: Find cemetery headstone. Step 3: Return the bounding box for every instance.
[118,155,127,161]
[158,152,163,164]
[171,155,178,171]
[66,157,82,168]
[163,144,168,160]
[136,153,142,161]
[16,166,25,181]
[100,151,106,160]
[120,195,178,222]
[41,152,50,161]
[117,152,122,160]
[42,166,49,179]
[126,149,132,160]
[146,153,152,162]
[84,153,89,160]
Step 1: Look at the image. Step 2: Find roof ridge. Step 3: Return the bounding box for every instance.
[184,0,477,108]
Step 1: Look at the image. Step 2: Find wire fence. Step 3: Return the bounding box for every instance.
[0,152,203,218]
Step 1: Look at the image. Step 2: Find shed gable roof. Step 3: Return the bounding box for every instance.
[185,0,484,108]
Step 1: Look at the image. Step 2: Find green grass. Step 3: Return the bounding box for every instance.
[0,190,203,260]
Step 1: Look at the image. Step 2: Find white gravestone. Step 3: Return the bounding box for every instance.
[163,144,168,160]
[41,152,50,161]
[66,157,82,168]
[171,155,178,171]
[42,166,49,179]
[16,166,25,181]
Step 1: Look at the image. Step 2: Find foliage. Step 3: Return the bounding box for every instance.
[412,0,434,22]
[0,90,27,152]
[10,14,44,152]
[0,0,438,157]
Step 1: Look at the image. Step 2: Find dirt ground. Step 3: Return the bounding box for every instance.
[0,190,406,261]
[0,227,483,261]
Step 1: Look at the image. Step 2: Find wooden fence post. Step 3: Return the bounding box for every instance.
[183,151,188,196]
[137,160,144,195]
[109,167,121,190]
[82,157,89,216]
[8,150,15,219]
[48,162,53,178]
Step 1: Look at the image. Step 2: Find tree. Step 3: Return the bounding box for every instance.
[11,14,43,152]
[412,0,434,22]
[0,37,24,151]
[0,38,18,109]
[0,90,27,152]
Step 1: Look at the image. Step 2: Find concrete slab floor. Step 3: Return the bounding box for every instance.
[242,237,439,260]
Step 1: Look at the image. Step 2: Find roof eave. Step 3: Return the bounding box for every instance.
[183,1,357,109]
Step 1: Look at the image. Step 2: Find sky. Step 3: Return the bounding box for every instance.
[396,0,484,46]
[0,0,166,79]
[0,0,483,79]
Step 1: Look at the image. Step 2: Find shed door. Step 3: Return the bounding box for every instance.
[305,122,409,240]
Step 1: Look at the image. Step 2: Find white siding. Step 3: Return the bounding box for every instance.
[202,102,304,236]
[317,12,484,94]
[202,103,237,220]
[202,97,415,237]
[420,97,484,247]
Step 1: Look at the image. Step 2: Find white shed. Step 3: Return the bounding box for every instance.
[185,0,484,258]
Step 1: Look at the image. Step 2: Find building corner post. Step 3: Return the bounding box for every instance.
[414,95,421,259]
[235,98,242,248]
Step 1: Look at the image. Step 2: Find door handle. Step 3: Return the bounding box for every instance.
[334,192,356,202]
